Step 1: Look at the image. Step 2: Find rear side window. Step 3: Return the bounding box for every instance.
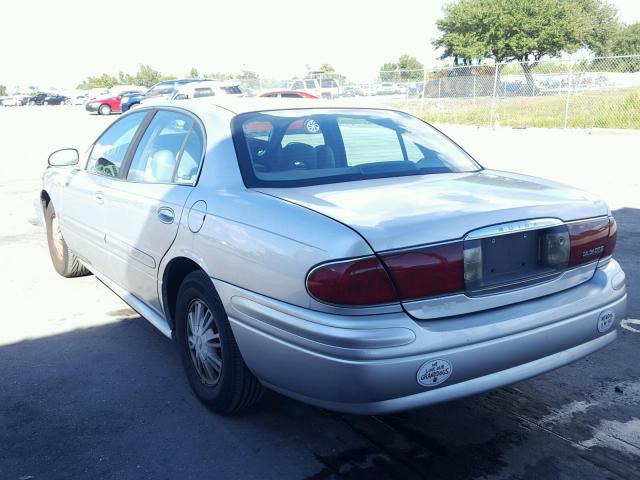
[305,80,316,89]
[127,111,194,183]
[232,109,481,188]
[175,127,204,184]
[87,112,147,177]
[193,87,214,98]
[220,85,242,95]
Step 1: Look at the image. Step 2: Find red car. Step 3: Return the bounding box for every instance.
[85,91,142,115]
[259,90,318,99]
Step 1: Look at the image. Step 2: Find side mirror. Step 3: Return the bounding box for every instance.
[48,148,79,167]
[175,94,189,100]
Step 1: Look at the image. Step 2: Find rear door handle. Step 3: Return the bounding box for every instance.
[157,206,175,224]
[95,191,104,204]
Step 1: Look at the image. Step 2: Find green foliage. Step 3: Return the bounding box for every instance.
[0,85,7,96]
[612,22,640,55]
[187,67,200,79]
[76,73,119,90]
[237,70,259,80]
[76,64,175,90]
[380,55,424,81]
[203,72,233,80]
[434,0,617,62]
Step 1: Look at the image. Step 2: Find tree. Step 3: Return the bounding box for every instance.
[204,72,233,80]
[237,69,259,80]
[134,64,174,87]
[187,67,200,79]
[433,0,619,92]
[0,85,6,96]
[612,22,640,55]
[379,55,424,81]
[76,73,119,90]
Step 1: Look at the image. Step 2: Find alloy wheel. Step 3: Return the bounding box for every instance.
[186,299,222,386]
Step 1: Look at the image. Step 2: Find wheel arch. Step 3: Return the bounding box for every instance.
[40,189,51,212]
[161,256,207,329]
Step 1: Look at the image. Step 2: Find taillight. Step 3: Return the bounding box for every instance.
[381,242,464,300]
[567,218,610,266]
[306,257,398,306]
[602,216,617,258]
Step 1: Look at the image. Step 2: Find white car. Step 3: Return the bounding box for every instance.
[290,78,340,99]
[38,99,626,415]
[2,95,27,106]
[141,81,243,106]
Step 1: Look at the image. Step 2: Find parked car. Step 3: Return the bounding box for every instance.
[168,81,244,100]
[73,94,90,105]
[38,99,626,415]
[121,79,212,112]
[43,94,71,105]
[290,78,340,98]
[376,82,397,95]
[27,93,49,105]
[85,91,145,115]
[357,84,377,96]
[259,90,318,98]
[1,95,27,106]
[340,86,357,97]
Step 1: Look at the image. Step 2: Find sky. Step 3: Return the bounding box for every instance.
[1,0,640,90]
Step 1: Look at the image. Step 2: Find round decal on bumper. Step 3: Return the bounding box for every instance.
[597,309,616,333]
[417,359,452,387]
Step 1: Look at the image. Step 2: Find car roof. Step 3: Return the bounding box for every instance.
[208,98,401,115]
[137,98,402,118]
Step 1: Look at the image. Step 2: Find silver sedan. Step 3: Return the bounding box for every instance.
[38,99,627,414]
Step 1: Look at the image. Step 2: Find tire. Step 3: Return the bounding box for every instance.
[43,101,48,106]
[98,104,111,115]
[175,270,264,414]
[45,202,91,278]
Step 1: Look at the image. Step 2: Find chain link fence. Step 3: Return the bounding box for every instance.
[237,55,640,130]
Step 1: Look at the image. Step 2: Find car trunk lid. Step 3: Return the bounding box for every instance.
[258,170,610,318]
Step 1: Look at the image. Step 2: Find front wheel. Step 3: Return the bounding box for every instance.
[175,270,264,414]
[45,203,91,278]
[98,104,111,115]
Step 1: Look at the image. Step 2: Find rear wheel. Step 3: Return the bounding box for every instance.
[175,270,264,414]
[98,104,111,115]
[45,203,91,278]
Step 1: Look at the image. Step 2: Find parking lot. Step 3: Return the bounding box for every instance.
[0,106,639,480]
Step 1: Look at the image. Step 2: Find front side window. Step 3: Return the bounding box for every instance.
[232,109,481,187]
[127,111,199,183]
[87,112,147,177]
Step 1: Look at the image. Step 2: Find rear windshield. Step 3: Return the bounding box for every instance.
[232,109,481,187]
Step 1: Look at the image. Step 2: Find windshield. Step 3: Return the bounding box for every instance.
[232,109,481,188]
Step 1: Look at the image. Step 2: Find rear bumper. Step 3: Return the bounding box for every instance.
[215,259,626,414]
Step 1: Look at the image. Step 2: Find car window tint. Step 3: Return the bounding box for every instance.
[281,93,301,98]
[175,127,204,185]
[234,109,480,187]
[87,112,147,177]
[281,118,325,148]
[193,87,214,98]
[338,117,403,166]
[305,80,316,89]
[127,111,193,183]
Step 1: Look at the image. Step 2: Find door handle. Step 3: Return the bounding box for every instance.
[157,206,175,224]
[95,190,104,204]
